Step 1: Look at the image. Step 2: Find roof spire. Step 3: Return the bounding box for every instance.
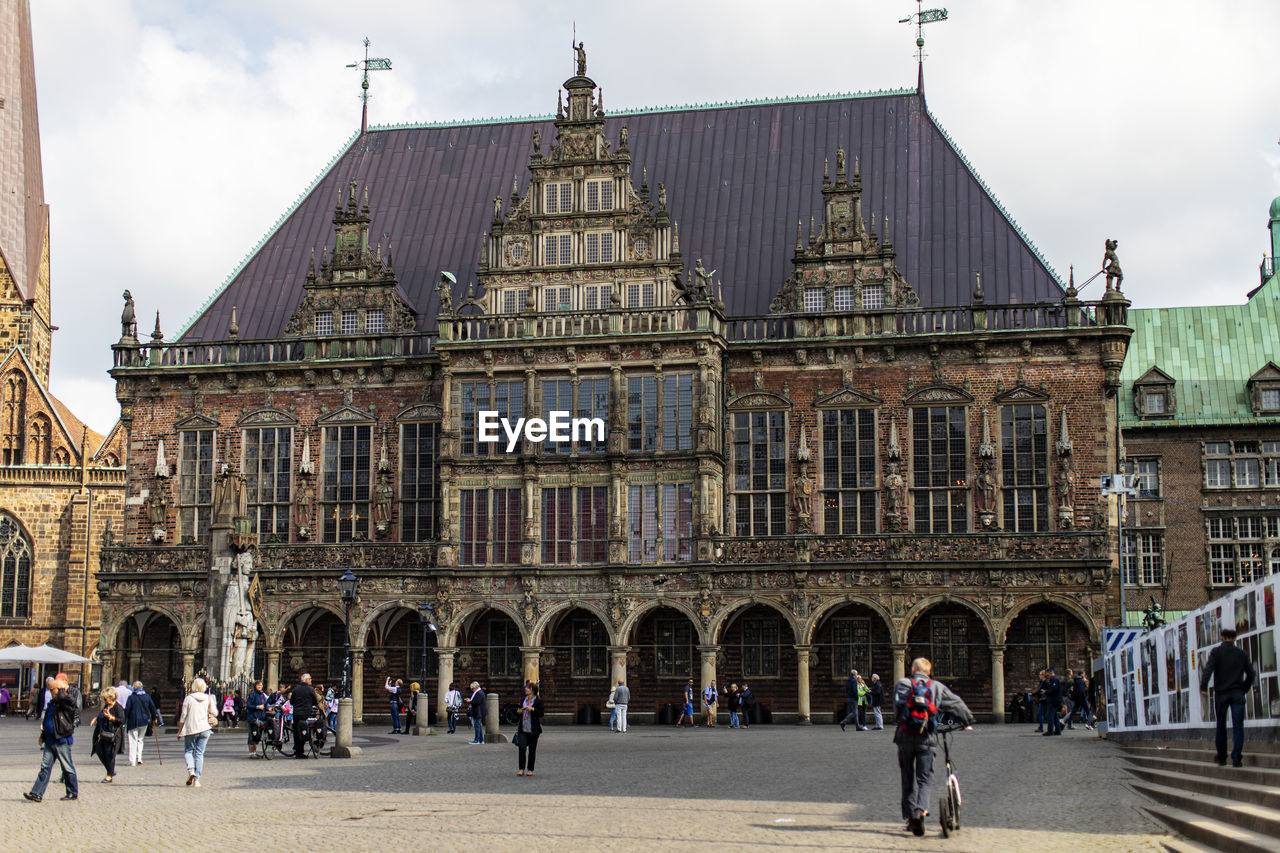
[796,220,804,252]
[899,2,948,104]
[809,217,816,246]
[151,311,164,344]
[346,37,393,135]
[823,158,830,188]
[511,175,520,207]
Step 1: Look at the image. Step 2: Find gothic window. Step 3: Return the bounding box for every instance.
[0,514,32,620]
[661,374,694,451]
[178,429,215,544]
[911,406,968,534]
[488,620,521,678]
[52,447,70,465]
[833,286,854,311]
[628,483,692,563]
[1001,404,1049,532]
[655,618,693,677]
[400,421,439,542]
[29,416,51,465]
[584,179,613,212]
[543,233,572,266]
[460,488,520,565]
[628,376,658,451]
[861,284,885,310]
[1023,614,1066,676]
[313,313,333,336]
[576,378,609,453]
[732,411,787,536]
[577,485,608,563]
[543,286,572,312]
[365,309,384,334]
[460,380,524,457]
[543,181,572,214]
[1122,532,1165,586]
[821,409,877,534]
[741,617,780,678]
[802,288,825,313]
[571,619,607,677]
[584,232,614,264]
[829,618,870,678]
[1124,458,1161,497]
[3,371,26,465]
[340,310,358,335]
[930,616,970,678]
[541,379,572,455]
[584,284,612,310]
[244,427,292,542]
[542,487,573,564]
[321,424,371,543]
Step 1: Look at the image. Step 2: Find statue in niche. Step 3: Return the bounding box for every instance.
[373,469,394,537]
[975,462,998,528]
[293,476,315,540]
[1103,238,1124,291]
[221,551,256,682]
[213,467,244,525]
[793,463,814,534]
[146,482,169,543]
[883,461,906,531]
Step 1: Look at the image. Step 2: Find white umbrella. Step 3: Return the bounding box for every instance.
[0,643,35,663]
[0,643,91,665]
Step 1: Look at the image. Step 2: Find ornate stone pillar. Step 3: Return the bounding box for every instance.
[795,645,812,725]
[435,647,455,723]
[181,653,195,687]
[265,647,281,692]
[609,646,629,685]
[351,647,366,725]
[127,652,142,684]
[892,643,908,685]
[99,648,115,693]
[521,646,542,685]
[698,645,719,695]
[991,645,1006,725]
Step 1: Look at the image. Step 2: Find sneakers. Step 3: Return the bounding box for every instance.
[839,721,846,732]
[61,794,78,801]
[23,792,41,803]
[468,740,482,745]
[857,726,868,731]
[909,809,926,836]
[1232,759,1244,768]
[192,779,201,787]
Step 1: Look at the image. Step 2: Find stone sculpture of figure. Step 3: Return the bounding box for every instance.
[836,147,846,173]
[221,552,255,681]
[575,41,587,76]
[792,462,814,534]
[619,125,628,149]
[146,482,169,543]
[100,518,115,549]
[293,476,315,539]
[230,608,256,682]
[532,128,541,153]
[884,462,906,529]
[976,466,997,514]
[436,273,454,315]
[120,290,137,340]
[373,469,394,537]
[657,182,667,209]
[693,258,712,300]
[213,467,244,525]
[1103,238,1124,290]
[493,195,502,220]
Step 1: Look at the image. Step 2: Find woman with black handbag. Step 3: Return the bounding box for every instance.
[91,686,124,782]
[515,682,543,777]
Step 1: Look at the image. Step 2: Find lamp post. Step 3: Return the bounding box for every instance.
[417,602,436,685]
[338,569,359,698]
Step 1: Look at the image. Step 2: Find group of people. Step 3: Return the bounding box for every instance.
[673,678,757,728]
[838,670,885,731]
[1007,668,1095,735]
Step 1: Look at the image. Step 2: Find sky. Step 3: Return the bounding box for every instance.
[25,0,1280,434]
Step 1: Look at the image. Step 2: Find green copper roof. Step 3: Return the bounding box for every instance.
[1120,272,1280,428]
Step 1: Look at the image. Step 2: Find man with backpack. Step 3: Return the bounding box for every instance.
[24,676,80,802]
[894,657,975,837]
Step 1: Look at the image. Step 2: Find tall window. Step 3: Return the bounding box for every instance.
[578,486,608,563]
[732,411,786,536]
[0,513,32,619]
[1001,404,1048,532]
[461,380,524,457]
[661,374,693,451]
[821,409,877,534]
[655,618,693,677]
[243,427,292,542]
[542,487,573,564]
[628,483,692,563]
[571,620,607,677]
[577,378,609,453]
[1235,441,1262,487]
[460,488,520,565]
[543,233,572,265]
[1124,458,1161,497]
[488,621,521,678]
[543,181,572,214]
[542,379,573,456]
[1205,442,1231,488]
[400,422,439,542]
[829,618,870,678]
[741,617,780,678]
[1122,532,1165,586]
[585,232,614,263]
[322,425,371,542]
[628,376,658,451]
[930,616,970,678]
[1265,441,1280,487]
[540,378,608,454]
[178,429,215,544]
[584,179,613,212]
[912,406,968,533]
[1024,613,1066,675]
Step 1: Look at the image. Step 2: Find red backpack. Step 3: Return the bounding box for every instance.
[900,677,937,736]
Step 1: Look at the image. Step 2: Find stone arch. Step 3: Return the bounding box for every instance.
[617,597,706,646]
[101,602,184,650]
[180,613,207,652]
[358,602,438,686]
[901,594,996,646]
[1000,594,1101,647]
[802,594,895,646]
[533,599,617,647]
[273,601,346,646]
[445,600,528,648]
[355,599,439,649]
[710,596,802,645]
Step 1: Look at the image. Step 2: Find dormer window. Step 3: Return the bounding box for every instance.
[861,284,885,310]
[1144,391,1166,415]
[502,289,528,314]
[1132,366,1176,419]
[833,286,854,311]
[584,179,613,212]
[585,231,614,264]
[544,233,571,266]
[803,288,826,312]
[365,309,384,334]
[341,310,358,335]
[1247,363,1280,415]
[314,313,333,336]
[544,182,572,214]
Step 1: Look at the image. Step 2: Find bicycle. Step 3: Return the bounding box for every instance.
[934,722,966,837]
[304,715,327,758]
[260,708,289,759]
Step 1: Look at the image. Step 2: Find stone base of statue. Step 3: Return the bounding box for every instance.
[330,698,363,758]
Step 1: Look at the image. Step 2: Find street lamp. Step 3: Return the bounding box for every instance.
[338,569,359,698]
[417,602,436,686]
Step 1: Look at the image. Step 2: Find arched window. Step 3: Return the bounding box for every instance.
[3,372,26,465]
[0,513,33,619]
[29,415,51,465]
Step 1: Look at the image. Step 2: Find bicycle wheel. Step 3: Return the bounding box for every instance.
[939,795,954,838]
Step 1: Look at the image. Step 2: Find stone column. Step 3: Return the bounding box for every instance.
[521,646,542,685]
[795,645,812,725]
[412,691,432,736]
[99,648,114,693]
[351,647,366,725]
[892,643,908,685]
[435,648,455,724]
[181,653,195,687]
[609,646,629,685]
[484,692,507,742]
[699,645,718,724]
[330,697,362,758]
[991,645,1006,725]
[265,648,281,692]
[127,652,142,684]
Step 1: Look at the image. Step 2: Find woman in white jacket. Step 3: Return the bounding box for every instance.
[177,677,218,787]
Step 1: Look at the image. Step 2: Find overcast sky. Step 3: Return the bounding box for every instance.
[27,0,1280,433]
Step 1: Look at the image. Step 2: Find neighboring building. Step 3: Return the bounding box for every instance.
[100,50,1131,723]
[0,0,126,699]
[1119,200,1280,624]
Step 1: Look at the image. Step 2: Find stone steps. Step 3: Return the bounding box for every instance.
[1123,754,1280,790]
[1136,797,1280,853]
[1129,779,1280,852]
[1124,745,1280,771]
[1126,764,1280,811]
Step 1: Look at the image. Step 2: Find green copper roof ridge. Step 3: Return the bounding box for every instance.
[366,87,917,132]
[923,105,1065,290]
[175,130,363,340]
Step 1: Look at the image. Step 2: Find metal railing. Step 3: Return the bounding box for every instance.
[112,333,437,369]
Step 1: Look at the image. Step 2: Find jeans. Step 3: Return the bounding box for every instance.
[183,731,211,779]
[31,741,77,798]
[447,707,457,733]
[898,736,933,819]
[615,704,629,733]
[390,701,402,732]
[517,732,539,771]
[127,727,147,764]
[839,701,859,727]
[872,706,884,729]
[609,706,618,730]
[471,716,485,743]
[1215,690,1246,763]
[729,711,739,728]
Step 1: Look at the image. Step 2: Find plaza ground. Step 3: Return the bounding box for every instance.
[0,717,1174,852]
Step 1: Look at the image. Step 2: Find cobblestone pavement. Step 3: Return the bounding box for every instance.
[0,717,1172,852]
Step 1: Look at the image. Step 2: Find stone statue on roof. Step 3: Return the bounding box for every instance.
[120,290,137,342]
[575,41,587,76]
[1103,238,1124,291]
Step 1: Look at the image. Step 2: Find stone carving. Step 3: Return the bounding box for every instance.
[145,482,170,543]
[574,41,587,76]
[120,290,137,341]
[793,423,814,534]
[1103,238,1123,291]
[100,519,115,549]
[221,551,256,682]
[293,476,315,540]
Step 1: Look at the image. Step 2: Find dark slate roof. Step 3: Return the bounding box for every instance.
[178,87,1065,342]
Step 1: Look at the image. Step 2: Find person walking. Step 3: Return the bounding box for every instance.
[466,681,486,744]
[325,685,338,731]
[703,680,719,727]
[384,677,404,734]
[220,691,237,729]
[726,683,742,728]
[24,675,79,802]
[124,680,161,766]
[839,669,859,731]
[1200,626,1258,767]
[444,682,462,734]
[740,682,754,728]
[91,687,124,783]
[606,683,618,732]
[676,678,697,728]
[1033,670,1048,733]
[0,685,10,716]
[894,657,975,837]
[1042,669,1063,736]
[515,682,544,776]
[869,674,885,730]
[177,676,218,787]
[613,678,631,733]
[1070,671,1092,730]
[245,680,268,758]
[289,674,318,758]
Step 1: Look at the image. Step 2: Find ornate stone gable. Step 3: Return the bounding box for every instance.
[993,384,1051,404]
[770,148,919,314]
[813,387,883,408]
[904,384,974,405]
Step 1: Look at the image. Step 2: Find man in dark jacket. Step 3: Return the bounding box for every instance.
[1071,672,1093,730]
[1200,627,1258,767]
[289,673,318,758]
[894,658,975,836]
[869,674,886,730]
[466,681,486,744]
[124,680,161,766]
[1041,670,1063,736]
[839,670,860,731]
[25,676,79,802]
[739,682,754,728]
[246,680,269,757]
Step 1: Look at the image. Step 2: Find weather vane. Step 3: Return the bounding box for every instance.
[899,1,948,65]
[347,37,393,135]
